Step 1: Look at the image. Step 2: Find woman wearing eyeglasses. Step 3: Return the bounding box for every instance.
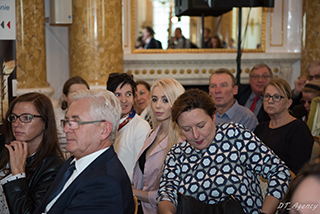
[0,93,65,214]
[254,78,314,175]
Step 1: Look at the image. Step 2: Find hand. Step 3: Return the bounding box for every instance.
[5,141,28,175]
[293,76,307,95]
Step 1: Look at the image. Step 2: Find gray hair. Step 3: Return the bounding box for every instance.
[70,89,121,143]
[249,63,273,78]
[308,61,320,72]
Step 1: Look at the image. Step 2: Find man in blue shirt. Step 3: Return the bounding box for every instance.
[209,68,258,131]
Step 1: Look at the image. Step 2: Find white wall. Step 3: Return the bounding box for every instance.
[45,0,70,103]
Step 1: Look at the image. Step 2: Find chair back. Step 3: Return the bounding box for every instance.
[133,195,138,214]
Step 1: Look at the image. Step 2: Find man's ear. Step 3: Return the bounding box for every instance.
[100,121,113,141]
[233,85,238,95]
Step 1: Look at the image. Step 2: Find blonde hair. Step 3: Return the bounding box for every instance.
[263,78,292,100]
[149,78,185,161]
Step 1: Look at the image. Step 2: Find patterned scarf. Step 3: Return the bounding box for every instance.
[118,107,136,131]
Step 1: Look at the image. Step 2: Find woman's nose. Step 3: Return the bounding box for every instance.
[155,101,161,109]
[136,94,141,101]
[120,95,126,102]
[193,128,199,139]
[12,119,21,127]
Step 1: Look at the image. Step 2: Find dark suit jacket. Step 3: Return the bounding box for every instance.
[145,38,162,49]
[34,146,134,214]
[235,84,270,123]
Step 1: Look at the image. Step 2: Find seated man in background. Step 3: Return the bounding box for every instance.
[142,26,162,49]
[35,89,134,214]
[236,63,273,122]
[292,61,320,108]
[209,68,258,131]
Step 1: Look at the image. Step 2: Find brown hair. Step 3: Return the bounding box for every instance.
[172,89,216,124]
[280,158,320,213]
[62,76,90,110]
[136,80,151,92]
[210,68,237,87]
[263,78,292,100]
[1,93,63,177]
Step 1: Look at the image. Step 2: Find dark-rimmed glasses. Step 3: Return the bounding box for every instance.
[7,113,42,123]
[300,99,312,105]
[61,119,106,130]
[250,75,271,80]
[307,75,320,81]
[262,94,285,102]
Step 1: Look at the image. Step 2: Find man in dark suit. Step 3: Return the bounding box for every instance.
[236,63,273,123]
[142,26,162,49]
[35,89,134,214]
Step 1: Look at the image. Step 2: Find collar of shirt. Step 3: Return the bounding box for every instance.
[72,147,109,175]
[46,147,110,212]
[145,37,151,44]
[216,99,238,119]
[245,92,260,108]
[249,91,259,101]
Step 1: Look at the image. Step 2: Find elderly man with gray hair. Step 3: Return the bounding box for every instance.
[236,63,273,122]
[35,89,134,214]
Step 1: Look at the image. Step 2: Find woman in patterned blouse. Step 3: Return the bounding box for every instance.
[157,88,291,214]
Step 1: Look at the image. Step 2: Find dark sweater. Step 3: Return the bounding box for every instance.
[254,119,313,175]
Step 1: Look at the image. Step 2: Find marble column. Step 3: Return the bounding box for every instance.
[69,0,123,86]
[301,0,320,76]
[15,0,50,89]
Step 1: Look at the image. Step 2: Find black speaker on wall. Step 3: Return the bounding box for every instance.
[175,0,232,17]
[175,0,274,17]
[207,0,274,8]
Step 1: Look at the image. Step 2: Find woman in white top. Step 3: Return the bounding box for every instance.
[107,73,151,181]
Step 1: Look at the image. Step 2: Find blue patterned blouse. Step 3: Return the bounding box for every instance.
[157,123,291,214]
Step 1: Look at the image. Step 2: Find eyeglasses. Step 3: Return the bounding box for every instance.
[307,75,320,81]
[60,119,106,130]
[250,75,271,80]
[300,99,312,105]
[7,113,42,123]
[262,94,285,102]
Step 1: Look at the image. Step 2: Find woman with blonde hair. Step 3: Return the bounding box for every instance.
[132,78,185,214]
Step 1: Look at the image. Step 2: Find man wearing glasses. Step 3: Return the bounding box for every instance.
[35,89,134,214]
[236,63,273,122]
[292,61,320,107]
